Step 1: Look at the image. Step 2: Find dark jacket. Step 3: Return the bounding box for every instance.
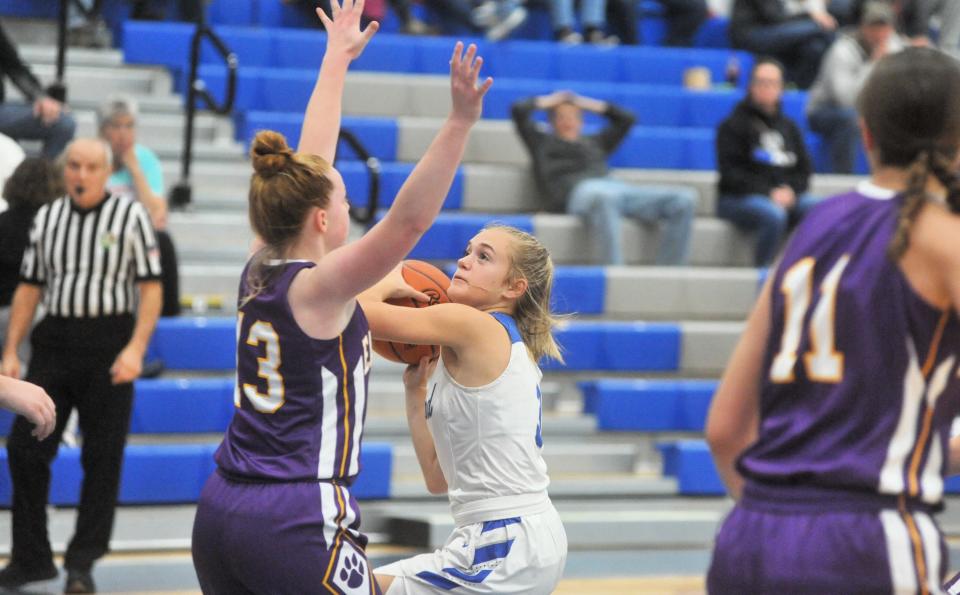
[511,98,636,213]
[0,205,39,306]
[716,98,812,197]
[730,0,796,46]
[0,22,46,104]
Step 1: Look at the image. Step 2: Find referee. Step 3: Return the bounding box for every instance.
[0,138,162,593]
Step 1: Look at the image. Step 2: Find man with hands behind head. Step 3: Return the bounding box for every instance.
[512,90,696,266]
[0,138,162,594]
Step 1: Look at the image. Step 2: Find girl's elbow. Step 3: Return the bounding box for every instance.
[705,417,731,455]
[426,476,448,495]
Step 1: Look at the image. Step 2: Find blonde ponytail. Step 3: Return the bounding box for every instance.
[487,224,566,363]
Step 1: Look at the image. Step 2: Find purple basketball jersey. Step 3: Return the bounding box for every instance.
[215,260,373,483]
[739,184,960,506]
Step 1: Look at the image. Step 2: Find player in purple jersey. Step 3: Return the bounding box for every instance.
[189,1,493,592]
[706,47,960,594]
[359,225,568,594]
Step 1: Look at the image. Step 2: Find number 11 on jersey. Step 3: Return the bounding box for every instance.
[770,255,851,384]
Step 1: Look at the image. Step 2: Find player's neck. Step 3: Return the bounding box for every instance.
[871,166,948,199]
[284,235,327,263]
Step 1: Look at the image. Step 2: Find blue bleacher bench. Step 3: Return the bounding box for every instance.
[657,440,725,495]
[580,379,717,431]
[0,443,392,505]
[238,112,398,160]
[145,314,682,372]
[130,377,236,433]
[339,162,464,211]
[441,264,606,315]
[374,213,535,261]
[545,321,680,371]
[124,22,749,86]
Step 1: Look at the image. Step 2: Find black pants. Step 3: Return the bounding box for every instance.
[157,230,181,317]
[6,315,135,572]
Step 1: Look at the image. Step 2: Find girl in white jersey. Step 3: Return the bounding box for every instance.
[359,224,568,594]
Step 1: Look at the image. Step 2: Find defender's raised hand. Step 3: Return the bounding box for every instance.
[449,42,493,126]
[316,0,379,61]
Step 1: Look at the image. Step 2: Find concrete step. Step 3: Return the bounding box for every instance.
[177,263,760,323]
[388,505,717,550]
[70,110,229,144]
[1,18,66,47]
[150,141,246,162]
[70,93,187,116]
[166,157,861,221]
[28,63,172,97]
[364,414,598,442]
[19,44,124,68]
[167,211,757,267]
[390,472,678,501]
[391,443,641,477]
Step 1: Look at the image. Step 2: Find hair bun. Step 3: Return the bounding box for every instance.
[250,130,294,178]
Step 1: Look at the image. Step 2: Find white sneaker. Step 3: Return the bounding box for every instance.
[557,30,583,44]
[472,1,498,27]
[486,6,527,41]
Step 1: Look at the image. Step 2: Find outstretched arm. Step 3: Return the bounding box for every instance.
[298,0,378,162]
[307,42,492,304]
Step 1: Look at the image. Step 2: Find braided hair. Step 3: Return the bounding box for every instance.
[856,48,960,259]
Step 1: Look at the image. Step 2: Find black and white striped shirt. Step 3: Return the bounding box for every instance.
[19,193,162,318]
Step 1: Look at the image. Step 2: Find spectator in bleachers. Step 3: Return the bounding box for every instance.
[471,0,529,40]
[605,0,707,45]
[729,0,836,88]
[67,0,112,48]
[659,0,710,46]
[283,0,458,36]
[604,0,639,44]
[69,0,202,47]
[69,0,203,47]
[874,0,933,44]
[98,96,181,319]
[715,58,817,267]
[129,0,203,22]
[512,92,696,266]
[0,158,62,373]
[551,0,617,44]
[0,23,76,160]
[806,1,902,174]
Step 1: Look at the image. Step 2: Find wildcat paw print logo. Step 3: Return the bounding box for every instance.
[340,553,365,588]
[331,541,369,594]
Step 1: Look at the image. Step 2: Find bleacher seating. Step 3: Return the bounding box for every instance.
[121,21,862,173]
[0,443,392,504]
[0,5,886,566]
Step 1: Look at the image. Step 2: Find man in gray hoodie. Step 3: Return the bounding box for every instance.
[806,1,903,173]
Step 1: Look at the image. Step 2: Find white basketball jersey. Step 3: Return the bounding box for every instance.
[426,312,551,526]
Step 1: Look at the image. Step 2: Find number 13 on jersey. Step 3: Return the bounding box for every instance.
[770,255,851,384]
[234,312,286,413]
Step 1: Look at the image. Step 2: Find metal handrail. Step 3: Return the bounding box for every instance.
[337,129,381,227]
[169,9,238,208]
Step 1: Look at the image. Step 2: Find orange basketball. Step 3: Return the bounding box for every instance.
[372,260,451,365]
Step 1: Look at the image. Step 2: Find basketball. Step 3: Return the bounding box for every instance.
[372,260,451,364]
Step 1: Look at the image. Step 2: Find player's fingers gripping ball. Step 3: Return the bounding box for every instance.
[372,260,450,364]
